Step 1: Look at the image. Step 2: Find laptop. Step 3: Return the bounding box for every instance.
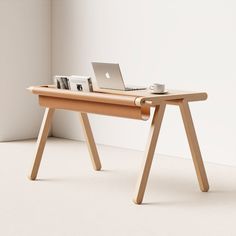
[92,62,146,91]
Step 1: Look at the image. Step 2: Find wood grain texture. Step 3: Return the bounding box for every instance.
[79,113,101,171]
[133,104,166,204]
[94,87,207,105]
[28,85,209,204]
[28,85,207,107]
[28,86,138,106]
[179,100,209,192]
[29,108,55,180]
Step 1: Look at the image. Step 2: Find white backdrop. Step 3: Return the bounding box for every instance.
[0,0,51,141]
[52,0,236,166]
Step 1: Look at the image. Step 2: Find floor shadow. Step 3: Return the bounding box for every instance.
[33,170,236,208]
[139,189,236,207]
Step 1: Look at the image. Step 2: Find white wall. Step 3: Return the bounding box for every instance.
[0,0,51,141]
[52,0,236,166]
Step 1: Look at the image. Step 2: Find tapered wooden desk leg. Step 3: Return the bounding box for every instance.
[79,112,101,171]
[29,108,55,180]
[133,104,166,204]
[179,100,209,192]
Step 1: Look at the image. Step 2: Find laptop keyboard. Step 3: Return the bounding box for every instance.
[125,86,147,91]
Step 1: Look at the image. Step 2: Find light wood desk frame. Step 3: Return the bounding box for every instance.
[28,86,209,204]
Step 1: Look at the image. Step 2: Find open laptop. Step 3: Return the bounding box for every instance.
[92,62,146,91]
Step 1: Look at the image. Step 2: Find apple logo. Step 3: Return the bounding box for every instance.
[105,72,111,79]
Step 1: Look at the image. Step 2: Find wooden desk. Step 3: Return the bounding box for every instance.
[28,85,209,204]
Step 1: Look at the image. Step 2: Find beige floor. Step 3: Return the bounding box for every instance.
[0,138,236,236]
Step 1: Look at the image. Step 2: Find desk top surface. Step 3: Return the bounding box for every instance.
[28,85,207,106]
